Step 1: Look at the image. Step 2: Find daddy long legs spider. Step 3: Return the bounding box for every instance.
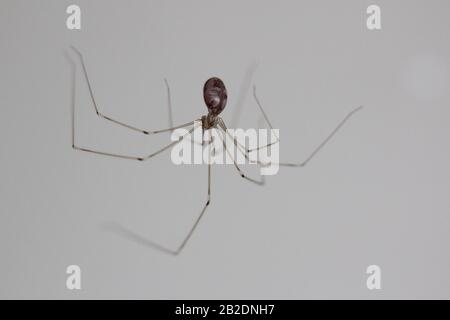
[68,46,363,255]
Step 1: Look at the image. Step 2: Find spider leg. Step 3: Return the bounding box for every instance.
[215,128,265,185]
[164,78,174,128]
[176,167,211,254]
[266,105,363,167]
[247,85,280,152]
[219,104,363,167]
[164,78,203,146]
[220,86,280,153]
[70,46,195,135]
[72,112,199,161]
[217,119,269,167]
[171,139,212,255]
[96,129,212,256]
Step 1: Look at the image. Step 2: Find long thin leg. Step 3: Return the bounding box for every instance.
[170,140,212,255]
[175,165,211,254]
[67,52,76,149]
[73,121,199,161]
[96,129,211,256]
[215,129,264,185]
[220,86,280,153]
[249,86,364,156]
[110,138,212,255]
[69,47,200,160]
[270,105,363,167]
[248,85,280,152]
[70,45,194,135]
[164,78,174,128]
[219,105,363,167]
[218,119,269,167]
[164,78,203,146]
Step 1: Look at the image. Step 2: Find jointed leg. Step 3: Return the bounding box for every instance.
[164,78,203,146]
[215,129,264,185]
[269,105,363,167]
[103,159,211,256]
[219,105,363,168]
[73,116,199,161]
[218,119,270,167]
[248,85,280,152]
[219,86,280,153]
[70,46,196,135]
[172,143,212,255]
[250,86,363,162]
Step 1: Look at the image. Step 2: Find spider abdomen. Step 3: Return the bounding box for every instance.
[203,77,227,116]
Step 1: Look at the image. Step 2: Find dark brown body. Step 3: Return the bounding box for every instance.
[202,77,227,129]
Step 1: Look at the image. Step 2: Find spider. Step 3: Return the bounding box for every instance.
[69,46,363,255]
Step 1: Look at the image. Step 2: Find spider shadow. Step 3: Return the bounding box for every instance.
[100,221,178,256]
[229,61,259,128]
